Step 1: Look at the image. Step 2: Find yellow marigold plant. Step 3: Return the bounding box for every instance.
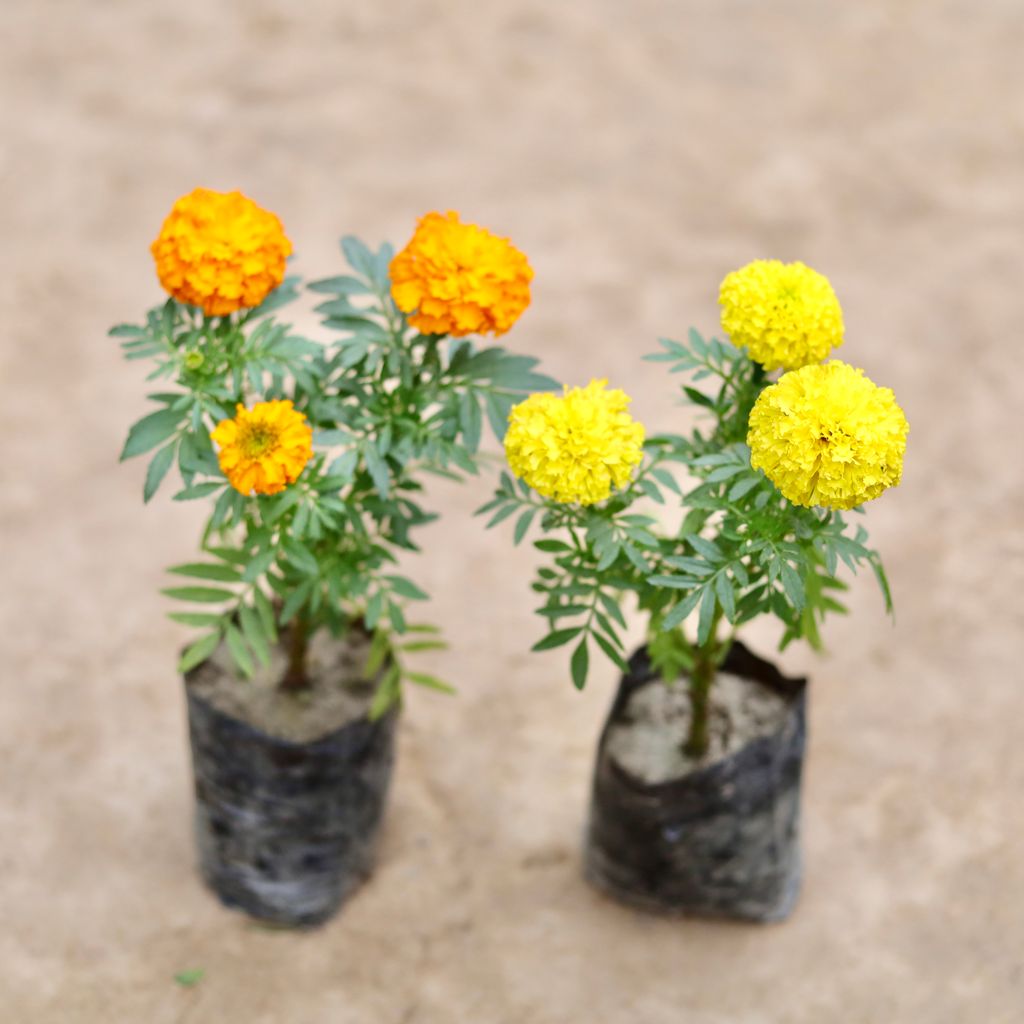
[504,379,645,505]
[719,259,843,371]
[482,261,907,756]
[390,211,533,337]
[748,361,908,510]
[117,194,554,710]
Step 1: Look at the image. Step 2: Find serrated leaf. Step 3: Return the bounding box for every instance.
[143,441,177,503]
[728,475,760,501]
[243,549,277,583]
[406,672,456,695]
[570,637,589,690]
[169,562,243,583]
[714,571,736,623]
[122,409,181,461]
[648,575,697,590]
[486,503,519,528]
[109,323,144,338]
[225,624,254,678]
[162,586,234,604]
[696,586,719,646]
[173,482,224,502]
[238,605,271,668]
[534,539,570,553]
[384,575,429,601]
[685,534,723,562]
[363,444,390,498]
[598,591,627,629]
[661,588,704,631]
[168,612,222,627]
[513,508,536,546]
[593,631,628,671]
[178,633,220,674]
[307,274,370,295]
[532,628,583,652]
[341,235,377,280]
[780,562,806,611]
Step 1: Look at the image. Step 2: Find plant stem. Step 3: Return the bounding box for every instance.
[281,614,310,692]
[685,652,715,759]
[684,605,723,759]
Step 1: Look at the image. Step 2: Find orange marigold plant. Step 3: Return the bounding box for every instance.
[389,211,533,337]
[116,195,554,711]
[151,188,292,316]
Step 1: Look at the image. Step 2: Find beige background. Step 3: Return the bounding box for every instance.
[2,1,1022,1021]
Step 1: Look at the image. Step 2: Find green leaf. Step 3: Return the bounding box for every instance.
[225,624,254,678]
[143,441,177,503]
[714,571,736,623]
[238,605,271,668]
[178,633,220,674]
[307,274,370,295]
[341,235,378,280]
[593,631,628,671]
[243,549,277,584]
[661,588,704,631]
[384,575,429,601]
[570,637,589,690]
[122,409,181,461]
[109,323,144,338]
[363,444,390,498]
[531,628,583,652]
[162,586,234,604]
[174,969,205,988]
[168,612,223,628]
[169,562,243,583]
[728,476,760,501]
[253,588,279,644]
[173,481,224,502]
[534,539,570,553]
[685,534,723,561]
[406,672,456,695]
[459,391,483,452]
[780,562,806,611]
[696,587,719,646]
[648,575,697,590]
[369,663,402,720]
[513,508,536,545]
[598,591,627,629]
[684,386,716,409]
[486,503,519,528]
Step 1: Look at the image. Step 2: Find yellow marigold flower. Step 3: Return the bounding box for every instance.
[505,379,645,506]
[390,211,533,337]
[719,259,844,370]
[151,188,292,317]
[211,400,313,496]
[747,361,908,510]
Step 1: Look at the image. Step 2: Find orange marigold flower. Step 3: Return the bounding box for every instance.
[211,400,312,496]
[390,211,533,337]
[151,188,292,317]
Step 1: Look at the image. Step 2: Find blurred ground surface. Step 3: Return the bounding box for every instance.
[2,1,1022,1021]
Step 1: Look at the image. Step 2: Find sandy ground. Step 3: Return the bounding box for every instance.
[2,1,1023,1021]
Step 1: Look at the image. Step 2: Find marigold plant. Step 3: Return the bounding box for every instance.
[504,379,645,505]
[151,188,292,316]
[118,195,554,712]
[389,211,533,337]
[482,261,907,756]
[719,259,843,371]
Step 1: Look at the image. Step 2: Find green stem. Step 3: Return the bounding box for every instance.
[281,613,310,692]
[684,603,723,759]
